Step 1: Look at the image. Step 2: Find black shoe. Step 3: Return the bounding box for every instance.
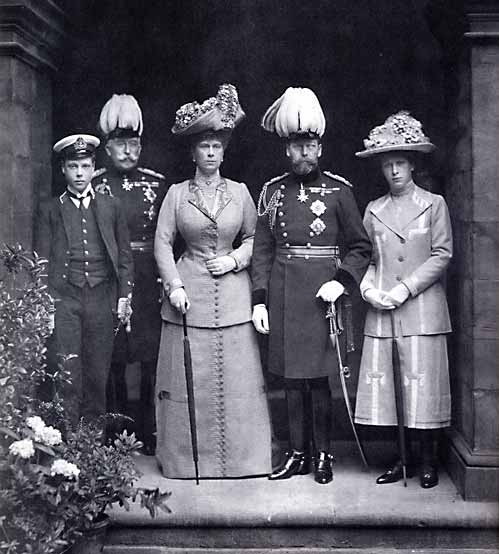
[313,451,334,484]
[268,450,310,480]
[420,464,439,489]
[376,460,415,484]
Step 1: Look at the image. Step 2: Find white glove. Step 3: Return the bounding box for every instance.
[206,255,237,276]
[364,288,395,310]
[384,283,411,307]
[169,287,190,314]
[47,312,55,335]
[117,297,133,331]
[252,304,269,334]
[316,280,345,303]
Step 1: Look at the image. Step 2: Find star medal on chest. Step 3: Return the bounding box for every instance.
[309,199,327,236]
[297,183,309,203]
[144,185,157,203]
[122,176,133,191]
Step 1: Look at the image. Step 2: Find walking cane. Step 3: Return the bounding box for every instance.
[390,310,407,487]
[182,313,200,485]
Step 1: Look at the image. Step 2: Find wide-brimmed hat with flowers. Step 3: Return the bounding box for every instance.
[171,84,245,137]
[355,111,435,158]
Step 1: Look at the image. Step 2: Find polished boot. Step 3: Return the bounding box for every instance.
[313,451,334,484]
[268,449,310,480]
[376,460,415,484]
[419,463,439,488]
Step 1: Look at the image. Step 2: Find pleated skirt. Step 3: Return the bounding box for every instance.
[155,321,272,478]
[354,334,451,429]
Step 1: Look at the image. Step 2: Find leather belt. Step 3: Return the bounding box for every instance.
[277,245,340,258]
[130,240,153,252]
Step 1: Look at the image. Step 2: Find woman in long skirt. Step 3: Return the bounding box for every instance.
[154,84,272,478]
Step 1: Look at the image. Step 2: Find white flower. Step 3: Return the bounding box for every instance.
[50,459,80,479]
[9,439,35,459]
[26,416,46,432]
[34,425,62,446]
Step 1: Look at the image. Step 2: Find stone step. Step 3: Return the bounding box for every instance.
[103,549,498,554]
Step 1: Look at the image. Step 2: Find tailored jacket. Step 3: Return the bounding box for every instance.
[251,168,372,378]
[361,184,452,338]
[154,178,256,328]
[35,191,134,303]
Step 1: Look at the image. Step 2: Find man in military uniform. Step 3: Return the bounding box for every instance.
[252,87,372,484]
[36,134,133,425]
[92,94,167,452]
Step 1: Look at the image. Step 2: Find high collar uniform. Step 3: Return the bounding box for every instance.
[252,168,372,379]
[92,165,167,363]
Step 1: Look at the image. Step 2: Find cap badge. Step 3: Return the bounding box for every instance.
[74,137,87,151]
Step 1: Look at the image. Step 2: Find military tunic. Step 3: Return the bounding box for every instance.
[252,168,372,379]
[92,166,167,363]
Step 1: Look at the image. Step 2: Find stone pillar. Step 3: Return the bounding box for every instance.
[442,1,499,500]
[0,0,66,249]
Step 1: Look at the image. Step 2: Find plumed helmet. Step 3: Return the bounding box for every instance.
[98,94,143,139]
[261,87,326,139]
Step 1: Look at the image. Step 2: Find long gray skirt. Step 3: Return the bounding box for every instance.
[355,334,451,429]
[155,321,272,478]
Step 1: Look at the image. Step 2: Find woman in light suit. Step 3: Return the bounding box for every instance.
[354,112,453,488]
[154,84,271,478]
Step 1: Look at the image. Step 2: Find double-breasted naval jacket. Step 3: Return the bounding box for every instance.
[252,168,372,379]
[92,165,167,362]
[360,183,453,338]
[154,178,256,328]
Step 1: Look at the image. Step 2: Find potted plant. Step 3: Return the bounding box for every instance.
[0,245,171,554]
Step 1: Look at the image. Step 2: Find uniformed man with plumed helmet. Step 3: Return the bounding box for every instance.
[251,88,372,484]
[92,94,167,452]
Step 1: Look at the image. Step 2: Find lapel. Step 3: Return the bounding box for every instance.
[188,179,232,222]
[58,192,73,244]
[370,184,433,239]
[93,195,115,267]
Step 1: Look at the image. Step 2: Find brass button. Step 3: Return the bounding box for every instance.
[82,229,87,234]
[305,255,309,260]
[282,232,288,238]
[83,239,88,244]
[285,243,290,248]
[278,211,284,217]
[309,231,314,237]
[280,184,286,190]
[62,274,67,279]
[306,242,311,248]
[280,222,286,227]
[84,272,89,277]
[82,218,87,223]
[287,254,291,259]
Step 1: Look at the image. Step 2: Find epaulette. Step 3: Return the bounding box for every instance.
[92,167,107,180]
[323,170,353,188]
[95,183,113,196]
[138,167,165,180]
[264,172,289,188]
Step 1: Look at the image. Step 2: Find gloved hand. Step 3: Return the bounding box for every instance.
[206,255,236,276]
[385,283,411,307]
[364,288,395,310]
[252,304,269,334]
[316,280,345,303]
[117,297,133,331]
[169,287,190,314]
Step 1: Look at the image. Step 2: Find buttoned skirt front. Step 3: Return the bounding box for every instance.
[155,321,272,478]
[354,334,451,429]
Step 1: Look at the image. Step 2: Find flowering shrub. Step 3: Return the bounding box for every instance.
[0,246,171,554]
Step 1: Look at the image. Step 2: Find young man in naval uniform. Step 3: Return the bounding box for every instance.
[36,134,133,425]
[92,94,167,453]
[252,88,372,484]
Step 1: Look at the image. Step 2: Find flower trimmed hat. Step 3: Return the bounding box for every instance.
[171,84,245,137]
[355,111,435,158]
